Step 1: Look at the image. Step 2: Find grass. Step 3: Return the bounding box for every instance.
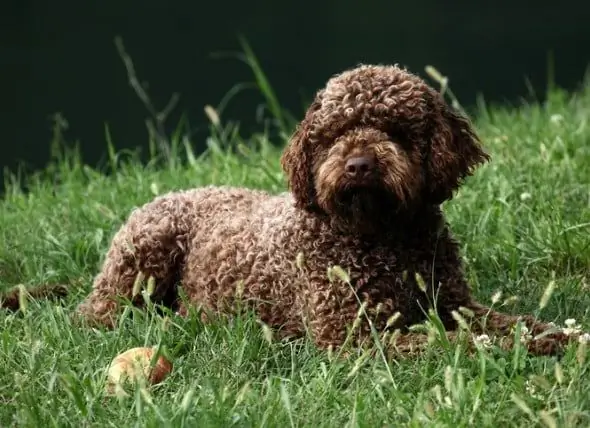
[1,60,590,427]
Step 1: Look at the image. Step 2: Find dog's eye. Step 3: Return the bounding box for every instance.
[386,133,409,150]
[386,129,406,143]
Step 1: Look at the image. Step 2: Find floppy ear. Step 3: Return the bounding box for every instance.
[280,95,324,211]
[424,98,490,204]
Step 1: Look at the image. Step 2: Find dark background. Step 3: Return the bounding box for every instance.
[2,0,590,182]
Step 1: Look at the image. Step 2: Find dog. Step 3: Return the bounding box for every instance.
[1,64,575,356]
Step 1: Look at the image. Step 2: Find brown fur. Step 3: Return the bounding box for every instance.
[3,64,576,356]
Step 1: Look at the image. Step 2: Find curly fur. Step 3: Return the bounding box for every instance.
[5,64,576,357]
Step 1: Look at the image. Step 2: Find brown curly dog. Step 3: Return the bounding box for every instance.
[2,64,575,356]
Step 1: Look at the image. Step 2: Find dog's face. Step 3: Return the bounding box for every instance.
[281,64,490,227]
[312,127,423,223]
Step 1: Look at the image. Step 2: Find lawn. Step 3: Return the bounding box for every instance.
[1,68,590,427]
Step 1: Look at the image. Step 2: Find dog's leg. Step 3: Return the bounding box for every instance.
[429,258,573,356]
[385,328,558,357]
[306,304,545,358]
[304,297,471,358]
[462,300,572,356]
[311,322,483,358]
[75,195,192,328]
[387,329,518,357]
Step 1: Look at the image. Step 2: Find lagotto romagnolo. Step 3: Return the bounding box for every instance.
[3,64,578,356]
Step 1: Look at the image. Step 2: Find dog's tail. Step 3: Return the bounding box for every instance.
[0,284,70,311]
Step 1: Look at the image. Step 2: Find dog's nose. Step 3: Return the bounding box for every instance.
[345,156,375,177]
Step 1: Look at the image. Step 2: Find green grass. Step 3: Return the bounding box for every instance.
[2,67,590,427]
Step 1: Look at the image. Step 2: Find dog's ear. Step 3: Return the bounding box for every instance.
[281,95,324,210]
[424,96,490,204]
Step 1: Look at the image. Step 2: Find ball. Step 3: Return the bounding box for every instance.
[106,346,173,394]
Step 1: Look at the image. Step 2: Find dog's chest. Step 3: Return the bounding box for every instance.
[289,235,434,323]
[293,233,429,287]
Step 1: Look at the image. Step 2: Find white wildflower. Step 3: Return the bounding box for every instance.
[492,135,509,144]
[525,380,544,400]
[578,333,590,344]
[519,325,532,344]
[563,318,582,336]
[520,192,532,201]
[474,334,492,348]
[549,114,563,124]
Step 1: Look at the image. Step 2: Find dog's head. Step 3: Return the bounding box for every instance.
[281,64,489,228]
